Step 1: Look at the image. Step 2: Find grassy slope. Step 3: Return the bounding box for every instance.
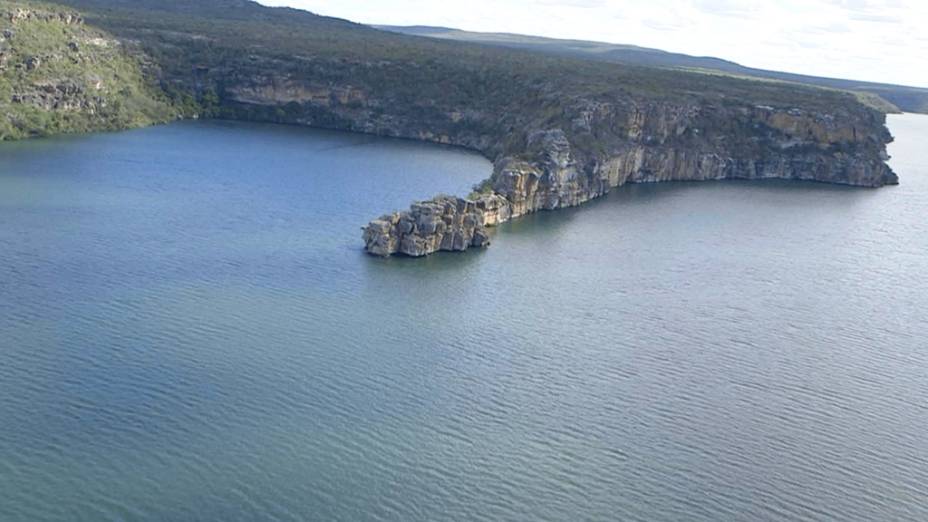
[0,0,175,140]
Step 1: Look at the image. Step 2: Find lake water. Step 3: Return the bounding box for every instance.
[1,115,926,522]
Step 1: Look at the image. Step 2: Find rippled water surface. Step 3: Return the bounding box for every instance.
[2,115,927,521]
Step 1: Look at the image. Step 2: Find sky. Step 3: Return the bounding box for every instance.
[256,0,927,88]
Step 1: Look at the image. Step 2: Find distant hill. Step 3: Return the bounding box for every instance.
[379,25,928,114]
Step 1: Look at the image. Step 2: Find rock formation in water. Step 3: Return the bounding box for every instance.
[362,196,496,257]
[362,102,896,257]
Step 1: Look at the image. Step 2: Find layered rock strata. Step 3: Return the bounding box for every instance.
[362,196,496,257]
[363,103,896,257]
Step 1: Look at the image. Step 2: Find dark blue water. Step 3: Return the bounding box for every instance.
[2,115,927,521]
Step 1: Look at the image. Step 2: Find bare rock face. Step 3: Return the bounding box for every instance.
[363,100,897,257]
[362,196,493,257]
[474,193,511,226]
[6,8,83,26]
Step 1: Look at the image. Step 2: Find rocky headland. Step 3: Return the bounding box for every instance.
[362,102,896,257]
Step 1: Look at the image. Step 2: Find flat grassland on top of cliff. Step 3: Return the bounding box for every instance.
[52,0,870,117]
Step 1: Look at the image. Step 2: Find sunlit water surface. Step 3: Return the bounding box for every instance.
[1,115,927,521]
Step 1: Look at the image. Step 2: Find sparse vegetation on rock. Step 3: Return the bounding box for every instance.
[0,0,175,140]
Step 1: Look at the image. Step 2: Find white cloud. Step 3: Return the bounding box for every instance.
[258,0,928,87]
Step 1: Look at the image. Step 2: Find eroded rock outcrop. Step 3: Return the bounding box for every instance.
[363,101,896,257]
[362,196,493,257]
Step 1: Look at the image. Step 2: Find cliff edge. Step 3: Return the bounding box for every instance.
[363,101,896,257]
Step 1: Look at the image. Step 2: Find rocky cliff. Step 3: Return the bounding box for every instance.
[202,50,896,258]
[362,100,896,257]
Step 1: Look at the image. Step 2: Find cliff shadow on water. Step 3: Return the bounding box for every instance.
[359,102,897,258]
[485,177,881,246]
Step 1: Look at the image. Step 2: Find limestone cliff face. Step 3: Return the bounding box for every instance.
[218,74,502,155]
[216,73,896,259]
[362,100,896,257]
[363,196,493,257]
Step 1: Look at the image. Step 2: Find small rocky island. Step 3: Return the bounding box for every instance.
[363,105,896,257]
